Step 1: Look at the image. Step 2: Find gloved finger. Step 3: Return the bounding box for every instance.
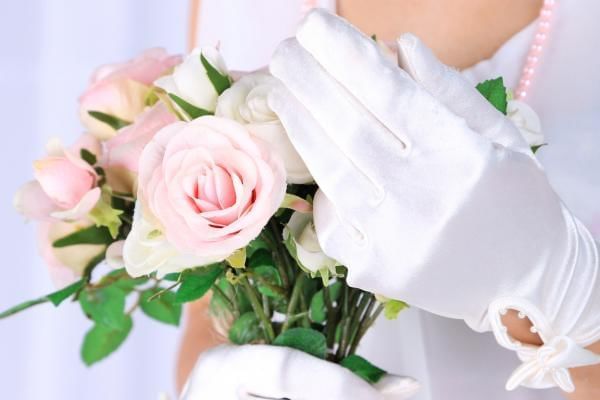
[268,86,381,213]
[313,189,380,291]
[270,38,407,184]
[374,374,421,399]
[236,345,383,400]
[293,9,480,152]
[396,33,529,153]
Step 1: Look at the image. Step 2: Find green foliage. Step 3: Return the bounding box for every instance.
[81,316,133,366]
[52,225,113,248]
[273,328,327,359]
[168,93,212,119]
[175,264,224,303]
[200,53,231,95]
[88,110,130,130]
[140,288,181,326]
[476,77,508,115]
[383,299,408,320]
[253,266,284,298]
[0,279,85,319]
[80,148,97,165]
[228,312,263,344]
[89,189,123,239]
[532,143,547,154]
[246,237,269,258]
[79,286,128,329]
[340,354,386,384]
[309,281,342,323]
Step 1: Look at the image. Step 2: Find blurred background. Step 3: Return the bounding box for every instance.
[0,2,191,399]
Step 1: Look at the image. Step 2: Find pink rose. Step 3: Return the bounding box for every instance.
[14,134,102,221]
[126,116,286,276]
[105,103,177,172]
[38,220,106,288]
[104,103,177,192]
[79,48,181,140]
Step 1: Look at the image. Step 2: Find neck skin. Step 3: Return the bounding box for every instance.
[337,0,543,69]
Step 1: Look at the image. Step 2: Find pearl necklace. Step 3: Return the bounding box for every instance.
[301,0,556,101]
[515,0,556,100]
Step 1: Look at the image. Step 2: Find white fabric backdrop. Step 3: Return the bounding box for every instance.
[0,2,190,399]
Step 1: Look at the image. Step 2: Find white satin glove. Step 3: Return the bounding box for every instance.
[269,9,600,392]
[180,345,420,400]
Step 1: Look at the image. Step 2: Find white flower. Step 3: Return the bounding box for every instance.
[283,211,339,274]
[507,99,544,147]
[154,47,228,114]
[216,72,313,184]
[123,204,218,278]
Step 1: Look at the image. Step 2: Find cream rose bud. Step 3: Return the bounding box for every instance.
[507,99,544,147]
[284,211,339,274]
[155,47,228,116]
[126,116,286,277]
[38,220,106,288]
[216,72,312,184]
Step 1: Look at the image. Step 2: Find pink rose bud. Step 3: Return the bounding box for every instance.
[14,134,102,222]
[79,48,181,140]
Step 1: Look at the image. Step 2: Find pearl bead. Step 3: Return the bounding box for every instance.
[515,0,555,101]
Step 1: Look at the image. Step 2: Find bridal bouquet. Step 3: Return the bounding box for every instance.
[3,41,543,385]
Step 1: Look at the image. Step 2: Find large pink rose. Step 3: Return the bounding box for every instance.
[79,48,181,140]
[14,134,102,221]
[132,116,286,269]
[104,103,177,192]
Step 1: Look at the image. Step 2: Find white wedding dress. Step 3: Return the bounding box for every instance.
[194,1,599,399]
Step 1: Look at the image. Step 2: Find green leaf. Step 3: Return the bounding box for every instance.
[175,264,223,303]
[80,148,97,166]
[228,311,263,344]
[273,328,327,359]
[0,280,85,319]
[532,143,547,154]
[53,225,113,247]
[81,316,133,366]
[476,77,508,115]
[47,279,85,306]
[168,93,212,119]
[0,279,85,319]
[340,354,386,384]
[253,265,284,298]
[309,281,342,323]
[247,237,269,258]
[383,299,408,320]
[97,268,148,293]
[200,53,231,95]
[88,110,130,130]
[140,288,182,326]
[79,286,128,329]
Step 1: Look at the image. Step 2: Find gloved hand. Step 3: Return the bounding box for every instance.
[180,345,420,399]
[269,9,600,392]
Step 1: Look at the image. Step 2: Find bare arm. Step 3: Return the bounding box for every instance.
[175,294,226,394]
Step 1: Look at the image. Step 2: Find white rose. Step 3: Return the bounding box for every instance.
[507,99,545,147]
[283,211,339,274]
[154,47,228,116]
[123,204,218,278]
[216,72,313,184]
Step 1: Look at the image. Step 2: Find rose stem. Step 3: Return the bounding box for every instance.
[323,284,338,350]
[347,294,375,356]
[239,275,275,342]
[281,272,307,333]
